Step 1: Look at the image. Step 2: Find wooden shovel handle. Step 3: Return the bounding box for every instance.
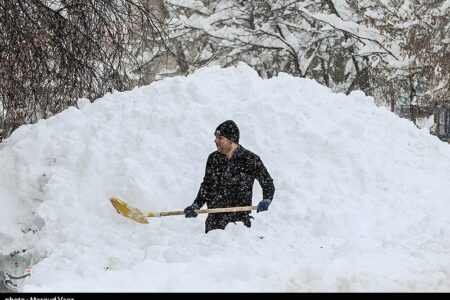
[147,206,257,217]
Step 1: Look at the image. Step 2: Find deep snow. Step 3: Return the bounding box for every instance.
[1,63,449,292]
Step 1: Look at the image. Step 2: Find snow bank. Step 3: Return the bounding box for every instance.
[0,63,449,292]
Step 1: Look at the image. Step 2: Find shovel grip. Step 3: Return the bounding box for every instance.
[147,206,257,218]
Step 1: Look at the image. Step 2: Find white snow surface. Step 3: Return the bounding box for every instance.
[1,63,450,292]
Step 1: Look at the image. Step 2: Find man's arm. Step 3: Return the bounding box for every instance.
[193,154,215,208]
[255,156,275,201]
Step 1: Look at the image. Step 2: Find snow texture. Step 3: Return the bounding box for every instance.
[0,63,449,292]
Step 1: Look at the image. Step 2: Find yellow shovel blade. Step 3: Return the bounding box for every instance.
[110,197,149,224]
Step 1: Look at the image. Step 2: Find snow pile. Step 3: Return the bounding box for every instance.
[0,63,449,292]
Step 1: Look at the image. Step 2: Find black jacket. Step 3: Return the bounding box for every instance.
[193,145,275,233]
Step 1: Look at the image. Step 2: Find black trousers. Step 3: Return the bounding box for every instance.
[205,212,253,233]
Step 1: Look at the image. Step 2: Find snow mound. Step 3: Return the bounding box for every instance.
[0,63,449,292]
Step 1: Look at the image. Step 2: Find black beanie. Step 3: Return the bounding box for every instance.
[215,120,239,144]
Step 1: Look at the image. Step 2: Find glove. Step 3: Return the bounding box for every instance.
[184,203,199,218]
[257,199,271,213]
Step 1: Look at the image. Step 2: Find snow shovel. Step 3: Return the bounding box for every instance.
[110,197,257,224]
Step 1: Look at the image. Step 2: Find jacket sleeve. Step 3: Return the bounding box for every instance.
[193,154,214,208]
[255,156,275,201]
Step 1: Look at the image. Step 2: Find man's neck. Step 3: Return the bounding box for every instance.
[226,143,239,160]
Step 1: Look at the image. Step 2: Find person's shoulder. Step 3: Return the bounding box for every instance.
[208,151,221,160]
[239,146,261,161]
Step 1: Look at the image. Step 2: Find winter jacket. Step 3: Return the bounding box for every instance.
[193,145,275,233]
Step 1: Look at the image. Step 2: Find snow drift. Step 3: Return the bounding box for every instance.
[0,63,449,292]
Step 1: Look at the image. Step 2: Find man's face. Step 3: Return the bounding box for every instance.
[215,135,233,154]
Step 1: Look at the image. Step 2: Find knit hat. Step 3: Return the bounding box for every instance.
[215,120,239,144]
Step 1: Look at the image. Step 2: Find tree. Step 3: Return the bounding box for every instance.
[164,0,449,124]
[348,0,450,120]
[0,0,169,140]
[164,0,397,95]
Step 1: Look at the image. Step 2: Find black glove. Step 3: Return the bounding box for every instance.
[257,199,271,213]
[184,203,199,218]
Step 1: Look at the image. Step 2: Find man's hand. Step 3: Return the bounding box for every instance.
[257,199,271,213]
[184,203,199,218]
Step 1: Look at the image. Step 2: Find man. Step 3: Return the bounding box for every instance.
[184,120,275,233]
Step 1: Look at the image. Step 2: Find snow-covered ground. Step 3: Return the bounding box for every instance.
[1,63,449,292]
